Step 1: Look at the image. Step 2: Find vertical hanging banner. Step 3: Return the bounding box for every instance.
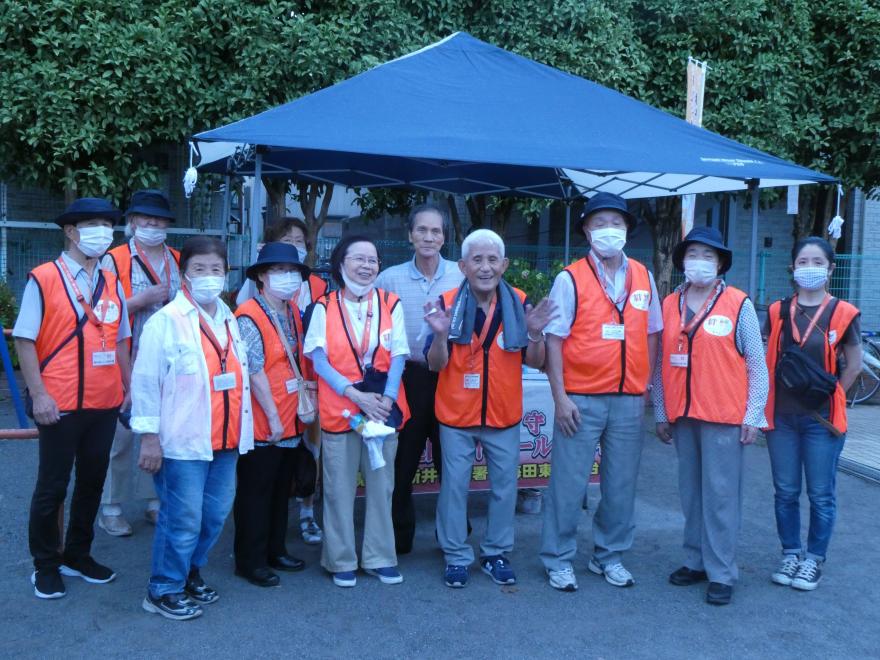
[787,185,799,215]
[681,57,708,238]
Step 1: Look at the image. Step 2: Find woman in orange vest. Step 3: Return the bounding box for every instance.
[653,227,768,606]
[763,237,861,592]
[303,234,410,588]
[233,242,313,587]
[132,236,254,621]
[13,197,130,601]
[424,229,555,589]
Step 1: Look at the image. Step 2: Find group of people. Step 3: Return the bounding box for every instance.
[16,189,860,618]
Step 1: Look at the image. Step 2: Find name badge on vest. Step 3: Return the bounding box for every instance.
[285,378,299,394]
[669,353,689,368]
[92,351,116,367]
[601,323,625,341]
[213,372,237,392]
[463,373,481,389]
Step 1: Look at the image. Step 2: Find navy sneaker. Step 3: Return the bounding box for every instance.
[444,564,469,588]
[332,571,357,588]
[480,555,516,585]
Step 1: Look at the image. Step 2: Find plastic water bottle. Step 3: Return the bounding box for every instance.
[342,409,366,434]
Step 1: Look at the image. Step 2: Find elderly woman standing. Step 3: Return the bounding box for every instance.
[133,236,253,621]
[233,242,312,587]
[764,237,861,592]
[303,234,410,588]
[654,227,768,606]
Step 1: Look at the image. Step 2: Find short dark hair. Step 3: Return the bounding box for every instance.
[792,236,835,265]
[407,203,447,233]
[264,217,310,248]
[329,234,377,288]
[180,236,227,274]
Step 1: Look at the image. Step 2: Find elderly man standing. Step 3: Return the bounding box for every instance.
[425,229,556,588]
[375,204,463,555]
[540,192,663,592]
[98,190,181,536]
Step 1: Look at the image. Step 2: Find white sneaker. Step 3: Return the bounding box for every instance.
[97,514,132,537]
[589,558,634,587]
[791,558,822,591]
[547,566,579,592]
[771,554,801,586]
[301,517,323,545]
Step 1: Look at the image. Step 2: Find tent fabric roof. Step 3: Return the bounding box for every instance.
[194,32,834,199]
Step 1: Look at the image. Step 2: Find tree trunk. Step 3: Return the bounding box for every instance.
[641,196,681,298]
[297,182,334,267]
[466,195,487,231]
[262,178,289,224]
[446,194,464,245]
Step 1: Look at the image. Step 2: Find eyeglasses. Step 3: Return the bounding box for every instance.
[345,255,380,267]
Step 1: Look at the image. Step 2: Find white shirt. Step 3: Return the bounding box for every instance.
[303,289,410,365]
[545,252,664,338]
[130,291,254,460]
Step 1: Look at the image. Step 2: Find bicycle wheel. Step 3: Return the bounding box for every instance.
[848,341,880,405]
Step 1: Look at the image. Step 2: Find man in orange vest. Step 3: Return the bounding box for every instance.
[539,192,663,592]
[13,198,131,600]
[424,229,556,588]
[99,189,181,537]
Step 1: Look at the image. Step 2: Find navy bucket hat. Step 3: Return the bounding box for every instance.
[673,226,733,274]
[54,198,122,227]
[125,189,175,221]
[246,242,311,281]
[579,192,637,232]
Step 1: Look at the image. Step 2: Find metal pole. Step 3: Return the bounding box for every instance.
[747,180,760,299]
[0,181,7,281]
[249,152,263,267]
[564,184,572,264]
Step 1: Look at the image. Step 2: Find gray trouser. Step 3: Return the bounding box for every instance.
[673,418,744,585]
[436,424,520,566]
[540,394,644,571]
[320,430,398,573]
[101,421,157,511]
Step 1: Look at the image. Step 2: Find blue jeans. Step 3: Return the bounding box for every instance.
[149,450,238,597]
[766,413,845,562]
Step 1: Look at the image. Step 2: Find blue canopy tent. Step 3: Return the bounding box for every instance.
[193,32,835,295]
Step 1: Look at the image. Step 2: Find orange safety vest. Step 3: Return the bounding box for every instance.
[764,296,860,434]
[30,261,124,412]
[106,242,181,300]
[235,298,308,441]
[435,287,527,429]
[199,323,244,451]
[316,289,410,434]
[306,274,328,304]
[561,256,652,395]
[661,285,749,425]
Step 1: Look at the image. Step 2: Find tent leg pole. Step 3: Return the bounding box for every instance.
[748,181,760,300]
[249,153,263,267]
[564,185,572,264]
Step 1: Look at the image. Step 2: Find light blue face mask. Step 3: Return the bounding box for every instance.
[793,266,829,290]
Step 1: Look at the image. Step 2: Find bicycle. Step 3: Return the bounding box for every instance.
[847,331,880,406]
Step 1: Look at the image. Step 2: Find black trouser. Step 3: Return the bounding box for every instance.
[392,362,442,554]
[233,444,297,572]
[290,442,318,500]
[29,408,119,571]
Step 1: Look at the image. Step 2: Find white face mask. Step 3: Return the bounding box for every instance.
[341,271,374,298]
[186,275,225,305]
[295,245,307,263]
[589,227,627,258]
[76,225,114,258]
[793,266,829,290]
[135,226,167,247]
[267,271,303,301]
[683,258,718,287]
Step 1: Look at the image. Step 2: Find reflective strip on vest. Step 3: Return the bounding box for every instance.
[31,261,124,412]
[661,286,748,425]
[561,257,652,395]
[435,287,526,429]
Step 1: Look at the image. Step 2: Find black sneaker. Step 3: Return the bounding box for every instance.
[185,569,219,605]
[60,556,116,584]
[142,592,203,621]
[791,558,822,591]
[669,566,708,586]
[706,582,733,606]
[31,569,66,599]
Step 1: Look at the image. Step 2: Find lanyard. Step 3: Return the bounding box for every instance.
[133,241,171,287]
[57,258,108,345]
[676,281,722,352]
[268,302,304,381]
[338,291,374,370]
[790,293,832,346]
[184,288,232,371]
[589,254,632,309]
[469,295,497,370]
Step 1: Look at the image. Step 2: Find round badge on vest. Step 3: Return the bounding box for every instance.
[94,300,120,324]
[496,332,505,348]
[629,289,650,311]
[703,315,733,337]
